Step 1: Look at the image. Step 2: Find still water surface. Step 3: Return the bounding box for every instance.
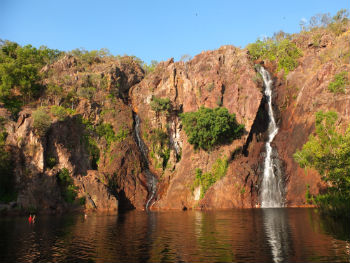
[0,208,349,262]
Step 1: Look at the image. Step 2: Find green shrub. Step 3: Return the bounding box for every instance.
[77,87,96,100]
[247,38,302,76]
[149,128,170,169]
[192,157,228,198]
[305,184,314,204]
[150,96,171,114]
[293,111,350,219]
[46,84,63,101]
[32,108,51,136]
[96,123,117,148]
[50,105,68,121]
[142,60,158,74]
[0,41,62,114]
[57,168,77,204]
[328,9,349,36]
[115,128,128,142]
[180,106,244,151]
[328,71,349,94]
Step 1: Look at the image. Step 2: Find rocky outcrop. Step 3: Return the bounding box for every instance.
[2,27,349,213]
[131,45,265,209]
[268,28,350,206]
[2,55,147,213]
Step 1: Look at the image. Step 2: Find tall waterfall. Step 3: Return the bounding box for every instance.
[134,114,157,211]
[258,67,284,208]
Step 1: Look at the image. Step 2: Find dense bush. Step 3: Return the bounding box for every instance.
[150,96,171,115]
[293,111,350,219]
[180,106,244,151]
[0,40,62,115]
[32,108,51,136]
[247,37,302,76]
[192,157,228,198]
[149,128,170,169]
[50,105,68,121]
[328,71,349,94]
[57,168,77,204]
[96,123,117,148]
[142,60,159,74]
[69,48,111,64]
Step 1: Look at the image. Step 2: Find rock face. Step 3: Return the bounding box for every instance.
[131,46,264,209]
[268,28,350,206]
[2,27,349,212]
[2,55,148,213]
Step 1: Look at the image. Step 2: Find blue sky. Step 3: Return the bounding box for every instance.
[0,0,348,63]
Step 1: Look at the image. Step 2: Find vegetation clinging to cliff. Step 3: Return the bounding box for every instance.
[293,111,350,218]
[180,107,244,151]
[192,157,228,199]
[247,37,302,76]
[328,71,349,94]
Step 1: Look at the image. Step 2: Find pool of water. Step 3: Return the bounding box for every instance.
[0,208,349,262]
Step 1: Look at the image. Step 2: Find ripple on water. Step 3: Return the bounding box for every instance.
[0,209,349,263]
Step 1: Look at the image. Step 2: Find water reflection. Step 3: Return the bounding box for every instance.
[262,208,292,263]
[0,209,349,263]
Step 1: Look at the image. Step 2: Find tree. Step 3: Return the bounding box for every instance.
[32,108,51,137]
[293,111,350,218]
[180,106,244,151]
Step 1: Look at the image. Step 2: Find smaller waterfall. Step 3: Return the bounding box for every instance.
[258,67,284,208]
[134,114,157,211]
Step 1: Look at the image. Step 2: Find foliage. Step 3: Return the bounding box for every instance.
[142,60,158,74]
[77,87,96,100]
[32,108,51,137]
[149,128,170,169]
[50,105,68,121]
[192,157,228,198]
[0,118,15,202]
[0,40,62,115]
[77,117,100,169]
[46,84,63,101]
[328,71,349,94]
[96,123,117,148]
[180,54,192,62]
[180,106,244,151]
[293,111,350,218]
[305,184,314,204]
[69,48,111,64]
[62,91,79,110]
[247,37,302,76]
[150,96,172,115]
[56,168,77,204]
[299,9,349,36]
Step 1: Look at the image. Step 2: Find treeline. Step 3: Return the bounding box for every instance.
[0,40,158,117]
[246,9,349,76]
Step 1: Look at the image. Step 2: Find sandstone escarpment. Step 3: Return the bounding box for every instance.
[268,28,350,206]
[2,55,148,212]
[131,46,265,209]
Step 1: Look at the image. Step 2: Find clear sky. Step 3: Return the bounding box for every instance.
[0,0,348,63]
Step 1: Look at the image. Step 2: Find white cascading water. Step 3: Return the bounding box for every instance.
[258,67,284,208]
[134,114,157,211]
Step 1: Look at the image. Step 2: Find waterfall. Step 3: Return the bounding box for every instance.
[258,67,284,208]
[134,114,157,211]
